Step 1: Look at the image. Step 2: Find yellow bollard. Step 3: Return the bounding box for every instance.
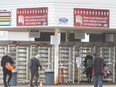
[78,68,80,84]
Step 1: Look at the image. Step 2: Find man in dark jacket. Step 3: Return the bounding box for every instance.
[93,53,105,87]
[29,54,42,87]
[1,53,14,87]
[84,52,93,83]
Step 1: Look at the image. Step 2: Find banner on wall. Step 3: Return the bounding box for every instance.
[17,7,48,26]
[74,8,109,28]
[0,11,11,26]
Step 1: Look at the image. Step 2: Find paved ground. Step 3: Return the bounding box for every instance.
[0,83,116,87]
[0,82,116,87]
[0,84,116,87]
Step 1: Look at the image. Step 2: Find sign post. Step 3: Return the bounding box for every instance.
[50,29,60,85]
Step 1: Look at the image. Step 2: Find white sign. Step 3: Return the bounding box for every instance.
[76,56,82,68]
[29,30,40,38]
[50,34,60,45]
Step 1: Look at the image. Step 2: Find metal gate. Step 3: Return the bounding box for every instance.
[59,42,115,83]
[74,43,95,82]
[59,45,74,83]
[0,41,115,84]
[74,42,115,83]
[30,45,53,83]
[96,44,115,83]
[16,46,29,83]
[0,41,54,84]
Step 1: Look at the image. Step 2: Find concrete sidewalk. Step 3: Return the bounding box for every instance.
[0,84,116,87]
[0,82,116,87]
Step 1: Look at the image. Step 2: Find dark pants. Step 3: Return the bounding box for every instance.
[86,67,92,82]
[3,68,12,86]
[30,70,39,86]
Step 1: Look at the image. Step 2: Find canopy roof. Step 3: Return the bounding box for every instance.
[0,26,116,34]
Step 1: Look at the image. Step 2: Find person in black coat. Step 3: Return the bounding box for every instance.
[29,54,42,87]
[84,52,93,83]
[1,53,14,87]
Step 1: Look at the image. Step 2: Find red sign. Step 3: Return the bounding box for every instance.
[17,7,48,26]
[74,8,109,28]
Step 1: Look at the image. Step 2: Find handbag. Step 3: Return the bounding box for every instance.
[103,66,112,78]
[5,62,14,70]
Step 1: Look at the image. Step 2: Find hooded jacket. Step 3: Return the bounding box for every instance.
[29,57,42,72]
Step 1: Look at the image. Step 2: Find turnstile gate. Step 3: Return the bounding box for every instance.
[30,45,54,83]
[0,41,115,84]
[74,43,115,83]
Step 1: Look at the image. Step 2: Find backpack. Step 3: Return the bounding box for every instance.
[86,58,93,68]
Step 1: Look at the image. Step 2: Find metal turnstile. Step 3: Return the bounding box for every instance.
[0,41,115,84]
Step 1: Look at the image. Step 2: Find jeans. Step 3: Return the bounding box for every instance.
[93,74,103,87]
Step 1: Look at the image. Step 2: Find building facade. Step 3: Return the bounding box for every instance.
[0,0,115,84]
[0,0,116,40]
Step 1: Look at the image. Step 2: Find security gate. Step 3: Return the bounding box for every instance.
[74,43,115,83]
[0,41,115,84]
[0,41,54,84]
[30,45,54,83]
[96,45,115,82]
[74,43,95,82]
[59,45,74,83]
[16,46,29,83]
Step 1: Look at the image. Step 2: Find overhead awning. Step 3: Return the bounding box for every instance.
[0,26,116,34]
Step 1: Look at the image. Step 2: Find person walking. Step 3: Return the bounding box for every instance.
[84,52,93,83]
[93,53,105,87]
[29,54,42,87]
[1,53,14,87]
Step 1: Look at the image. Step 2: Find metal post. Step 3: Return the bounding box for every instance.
[113,46,115,83]
[68,47,71,82]
[72,45,75,83]
[54,28,59,85]
[26,47,29,81]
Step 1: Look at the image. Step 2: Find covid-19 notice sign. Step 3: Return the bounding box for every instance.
[17,7,48,26]
[74,8,109,28]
